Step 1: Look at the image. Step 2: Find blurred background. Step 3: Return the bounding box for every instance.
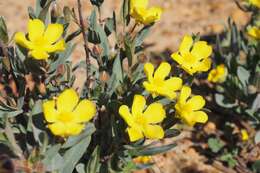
[0,0,252,173]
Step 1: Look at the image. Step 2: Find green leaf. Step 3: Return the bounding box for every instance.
[86,147,100,173]
[135,143,176,156]
[215,94,238,108]
[107,54,123,95]
[208,137,224,153]
[164,129,181,138]
[104,14,116,36]
[60,132,93,173]
[38,0,54,22]
[124,34,135,66]
[134,25,152,48]
[0,16,9,43]
[120,0,130,25]
[255,131,260,144]
[43,144,64,171]
[252,160,260,172]
[237,66,250,87]
[220,153,237,168]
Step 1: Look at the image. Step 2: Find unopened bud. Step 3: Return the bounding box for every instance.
[93,46,102,56]
[138,53,148,63]
[99,71,110,82]
[51,3,62,19]
[25,74,35,92]
[38,82,46,95]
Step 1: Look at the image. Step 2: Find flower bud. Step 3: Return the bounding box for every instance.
[99,71,110,82]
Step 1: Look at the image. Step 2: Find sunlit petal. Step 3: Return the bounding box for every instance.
[132,95,146,116]
[43,100,59,123]
[119,105,135,127]
[154,62,171,80]
[179,35,193,56]
[44,24,64,44]
[143,103,165,124]
[57,89,79,113]
[28,19,45,42]
[127,127,144,142]
[73,100,96,123]
[143,125,164,139]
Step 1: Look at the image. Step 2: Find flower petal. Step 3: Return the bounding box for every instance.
[130,0,148,13]
[179,86,191,104]
[171,53,184,65]
[186,95,205,111]
[143,103,166,124]
[127,127,144,142]
[29,50,49,60]
[73,99,96,123]
[45,39,65,53]
[44,24,64,44]
[43,100,59,123]
[164,77,183,91]
[143,125,164,139]
[196,58,212,72]
[132,95,146,116]
[28,19,45,42]
[154,62,171,80]
[144,63,154,82]
[193,111,208,124]
[48,122,66,136]
[119,105,135,127]
[65,123,85,136]
[14,32,33,49]
[179,35,193,56]
[57,89,79,113]
[191,41,212,60]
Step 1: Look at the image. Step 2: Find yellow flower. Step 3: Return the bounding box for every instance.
[208,64,227,83]
[171,35,212,75]
[175,86,208,126]
[247,26,260,39]
[130,0,162,25]
[241,129,249,141]
[43,89,96,137]
[119,95,166,142]
[14,19,65,60]
[143,62,182,99]
[133,156,152,164]
[249,0,260,8]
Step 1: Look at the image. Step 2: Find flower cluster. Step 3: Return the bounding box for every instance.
[118,34,212,142]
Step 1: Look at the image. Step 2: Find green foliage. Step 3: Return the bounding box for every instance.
[211,14,260,124]
[208,137,224,153]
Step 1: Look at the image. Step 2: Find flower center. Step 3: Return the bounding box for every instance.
[58,112,75,123]
[152,78,164,87]
[135,114,147,126]
[33,36,48,47]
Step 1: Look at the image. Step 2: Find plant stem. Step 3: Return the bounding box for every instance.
[77,0,91,89]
